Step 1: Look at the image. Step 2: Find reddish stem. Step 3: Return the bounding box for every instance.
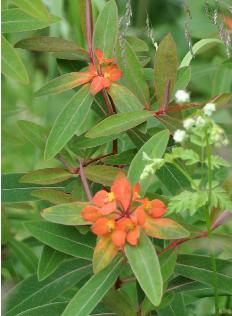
[79,159,92,201]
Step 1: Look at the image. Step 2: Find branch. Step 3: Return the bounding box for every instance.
[79,159,92,201]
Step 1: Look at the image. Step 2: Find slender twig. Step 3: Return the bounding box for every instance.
[79,159,92,201]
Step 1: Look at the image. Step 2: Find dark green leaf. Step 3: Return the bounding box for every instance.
[12,0,51,22]
[20,168,72,185]
[18,120,47,150]
[103,289,137,316]
[32,189,77,205]
[84,165,120,186]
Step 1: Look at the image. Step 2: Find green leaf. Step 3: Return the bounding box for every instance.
[103,289,137,316]
[174,66,191,96]
[15,36,89,61]
[143,217,189,240]
[62,256,123,316]
[20,168,72,185]
[10,302,67,316]
[93,237,118,274]
[32,189,77,205]
[4,259,91,316]
[128,130,169,189]
[168,191,208,215]
[126,36,149,52]
[154,33,178,107]
[42,202,88,226]
[159,250,177,282]
[1,36,29,84]
[207,155,230,169]
[37,246,66,281]
[1,9,60,33]
[211,187,232,211]
[93,0,118,58]
[35,73,87,97]
[9,239,38,274]
[109,83,143,112]
[70,133,117,149]
[12,0,51,22]
[86,111,153,138]
[125,231,163,307]
[180,39,223,68]
[24,221,94,260]
[157,293,186,316]
[18,120,47,150]
[2,173,68,203]
[142,292,174,316]
[45,85,94,160]
[175,254,232,294]
[116,41,150,106]
[84,165,120,186]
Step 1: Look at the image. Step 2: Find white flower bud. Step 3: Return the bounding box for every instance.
[173,129,186,143]
[195,116,206,127]
[183,118,194,130]
[175,90,190,103]
[203,103,216,116]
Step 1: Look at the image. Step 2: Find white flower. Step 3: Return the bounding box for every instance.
[175,90,190,103]
[195,116,206,127]
[173,129,186,143]
[183,118,194,130]
[203,103,216,116]
[222,138,229,146]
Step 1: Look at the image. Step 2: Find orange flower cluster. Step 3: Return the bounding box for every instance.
[78,48,122,95]
[81,173,167,248]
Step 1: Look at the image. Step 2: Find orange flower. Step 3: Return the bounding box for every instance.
[95,48,115,64]
[81,205,101,223]
[223,16,232,29]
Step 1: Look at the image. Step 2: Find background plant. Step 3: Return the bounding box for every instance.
[2,0,232,316]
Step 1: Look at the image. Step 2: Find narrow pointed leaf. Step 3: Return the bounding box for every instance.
[35,73,87,97]
[18,120,47,150]
[84,165,121,186]
[93,237,118,274]
[86,111,153,138]
[20,168,72,185]
[45,85,94,160]
[37,246,66,281]
[2,36,29,84]
[93,0,118,58]
[12,0,51,22]
[159,250,177,282]
[4,259,91,316]
[11,302,67,316]
[154,33,178,107]
[103,289,137,316]
[2,9,60,33]
[144,218,189,240]
[32,189,77,205]
[116,41,150,106]
[125,231,163,306]
[109,83,143,112]
[24,221,94,260]
[42,202,88,225]
[62,256,123,316]
[15,36,89,61]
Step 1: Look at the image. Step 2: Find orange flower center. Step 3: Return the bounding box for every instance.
[107,219,115,232]
[104,192,115,204]
[144,200,151,211]
[104,72,110,79]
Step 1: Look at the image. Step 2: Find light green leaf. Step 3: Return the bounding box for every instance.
[126,36,149,52]
[1,36,29,84]
[45,85,94,160]
[159,250,177,282]
[128,130,169,189]
[116,41,150,106]
[24,221,94,260]
[37,246,66,281]
[125,231,163,307]
[154,33,178,107]
[20,168,72,185]
[157,293,186,316]
[103,289,137,316]
[70,134,117,149]
[174,66,191,96]
[9,239,38,274]
[86,111,153,138]
[12,0,51,22]
[62,256,123,316]
[175,254,232,294]
[18,120,47,150]
[84,165,120,186]
[93,0,118,58]
[109,83,143,112]
[42,202,88,226]
[32,189,77,205]
[12,302,67,316]
[1,9,60,33]
[211,187,232,211]
[180,39,223,68]
[15,36,89,61]
[4,259,91,316]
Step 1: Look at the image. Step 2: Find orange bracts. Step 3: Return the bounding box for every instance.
[76,48,122,95]
[81,173,167,249]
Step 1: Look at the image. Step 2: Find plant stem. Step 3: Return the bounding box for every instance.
[79,159,92,201]
[205,132,219,316]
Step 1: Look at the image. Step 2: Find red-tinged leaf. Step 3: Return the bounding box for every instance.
[143,217,189,240]
[20,168,72,185]
[93,237,118,274]
[35,72,90,97]
[154,33,178,108]
[15,37,89,61]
